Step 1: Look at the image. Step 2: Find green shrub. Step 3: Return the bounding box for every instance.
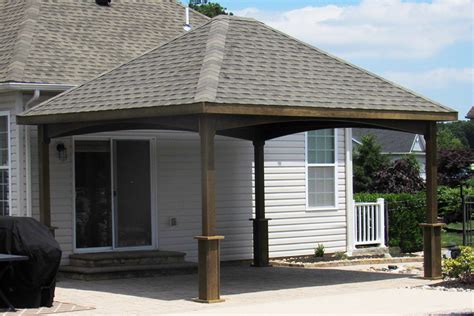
[314,244,325,257]
[354,192,425,253]
[442,246,474,283]
[333,252,348,260]
[438,186,474,223]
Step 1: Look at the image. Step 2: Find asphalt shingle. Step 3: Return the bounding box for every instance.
[352,128,424,153]
[0,0,209,85]
[20,15,456,121]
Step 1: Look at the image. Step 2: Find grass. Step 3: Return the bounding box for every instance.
[442,230,463,247]
[446,220,474,231]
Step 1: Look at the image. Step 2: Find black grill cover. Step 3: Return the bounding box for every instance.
[0,216,62,308]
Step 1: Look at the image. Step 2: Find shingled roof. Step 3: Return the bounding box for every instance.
[467,107,474,120]
[19,15,457,124]
[352,128,424,153]
[0,0,208,85]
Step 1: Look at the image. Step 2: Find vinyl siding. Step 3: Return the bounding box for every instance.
[26,128,348,264]
[0,92,22,217]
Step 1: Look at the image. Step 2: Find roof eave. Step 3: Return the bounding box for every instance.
[0,82,76,92]
[17,102,458,126]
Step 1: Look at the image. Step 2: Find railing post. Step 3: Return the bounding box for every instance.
[377,198,385,247]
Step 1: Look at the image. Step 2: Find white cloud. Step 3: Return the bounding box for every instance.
[384,67,474,89]
[236,0,473,59]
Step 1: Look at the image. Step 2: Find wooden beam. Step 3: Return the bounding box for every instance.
[421,121,442,279]
[204,103,457,122]
[17,101,457,126]
[251,140,271,267]
[38,125,51,228]
[194,116,224,303]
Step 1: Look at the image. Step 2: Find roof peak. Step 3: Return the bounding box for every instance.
[194,17,229,103]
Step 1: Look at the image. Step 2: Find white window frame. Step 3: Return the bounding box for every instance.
[305,129,338,211]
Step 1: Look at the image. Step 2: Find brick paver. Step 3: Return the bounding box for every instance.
[54,263,473,315]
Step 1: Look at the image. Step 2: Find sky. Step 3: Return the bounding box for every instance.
[214,0,474,119]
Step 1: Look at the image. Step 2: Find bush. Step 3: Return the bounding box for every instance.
[354,192,425,253]
[442,246,474,283]
[438,186,474,223]
[314,244,325,257]
[373,155,425,194]
[438,149,473,187]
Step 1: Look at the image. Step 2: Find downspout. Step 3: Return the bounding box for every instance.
[24,89,40,217]
[345,128,354,256]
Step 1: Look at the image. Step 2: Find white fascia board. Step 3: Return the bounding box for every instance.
[0,82,75,92]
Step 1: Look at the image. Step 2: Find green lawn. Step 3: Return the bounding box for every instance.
[446,220,474,231]
[442,230,463,247]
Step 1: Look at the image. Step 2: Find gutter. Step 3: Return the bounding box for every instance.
[0,82,75,92]
[3,83,74,217]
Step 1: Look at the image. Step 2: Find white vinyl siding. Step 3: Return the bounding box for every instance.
[306,129,337,209]
[27,128,348,265]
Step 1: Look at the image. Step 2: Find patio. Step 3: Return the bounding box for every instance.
[47,264,471,315]
[17,15,457,302]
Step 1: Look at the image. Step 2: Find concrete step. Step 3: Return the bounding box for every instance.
[58,262,197,281]
[69,250,186,268]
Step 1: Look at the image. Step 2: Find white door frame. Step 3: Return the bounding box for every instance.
[72,134,158,253]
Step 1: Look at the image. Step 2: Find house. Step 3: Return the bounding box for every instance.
[467,107,474,120]
[0,0,365,268]
[352,128,426,178]
[2,0,456,303]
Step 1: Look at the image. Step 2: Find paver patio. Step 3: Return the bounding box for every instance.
[52,263,473,315]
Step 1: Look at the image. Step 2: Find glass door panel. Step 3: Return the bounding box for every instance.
[114,140,152,248]
[75,140,112,249]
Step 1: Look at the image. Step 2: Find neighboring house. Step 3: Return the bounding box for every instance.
[0,0,358,266]
[467,107,474,120]
[352,128,426,179]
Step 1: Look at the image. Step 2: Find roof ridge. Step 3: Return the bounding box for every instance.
[255,19,457,115]
[194,17,230,103]
[7,0,40,82]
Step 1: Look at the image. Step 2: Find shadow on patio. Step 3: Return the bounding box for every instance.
[56,265,413,301]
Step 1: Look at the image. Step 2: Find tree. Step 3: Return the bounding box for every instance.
[437,127,465,150]
[353,134,389,193]
[189,1,233,18]
[438,149,473,187]
[372,155,425,194]
[438,121,474,149]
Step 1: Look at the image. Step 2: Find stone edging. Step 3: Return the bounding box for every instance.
[270,257,423,268]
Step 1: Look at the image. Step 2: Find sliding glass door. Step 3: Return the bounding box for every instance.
[114,140,152,248]
[75,141,113,249]
[75,138,153,251]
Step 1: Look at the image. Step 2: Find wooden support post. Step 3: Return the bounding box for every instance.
[250,140,271,267]
[38,125,51,229]
[194,116,224,303]
[421,122,442,279]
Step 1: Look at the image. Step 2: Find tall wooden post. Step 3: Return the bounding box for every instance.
[194,116,224,303]
[38,125,51,228]
[250,140,271,267]
[421,122,443,279]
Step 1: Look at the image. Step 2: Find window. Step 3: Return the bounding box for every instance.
[0,114,9,216]
[306,129,336,209]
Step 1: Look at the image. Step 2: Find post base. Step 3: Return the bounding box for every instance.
[194,235,224,302]
[249,218,271,267]
[420,223,444,279]
[192,298,226,304]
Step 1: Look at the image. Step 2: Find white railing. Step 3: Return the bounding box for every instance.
[354,198,385,247]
